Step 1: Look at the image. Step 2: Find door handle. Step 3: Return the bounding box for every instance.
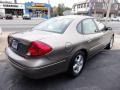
[102,36,105,38]
[88,39,92,43]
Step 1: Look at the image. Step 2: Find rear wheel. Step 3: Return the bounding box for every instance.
[105,36,114,49]
[68,51,86,77]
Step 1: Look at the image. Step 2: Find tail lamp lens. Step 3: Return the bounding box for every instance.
[27,41,52,57]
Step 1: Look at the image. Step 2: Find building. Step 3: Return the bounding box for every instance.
[58,3,65,9]
[117,3,120,16]
[0,1,24,16]
[25,2,51,19]
[72,0,119,18]
[63,10,72,16]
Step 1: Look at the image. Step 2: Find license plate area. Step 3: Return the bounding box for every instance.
[11,40,19,50]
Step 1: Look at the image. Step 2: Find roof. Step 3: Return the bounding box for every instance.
[28,7,48,10]
[56,15,93,20]
[73,0,119,6]
[73,0,89,5]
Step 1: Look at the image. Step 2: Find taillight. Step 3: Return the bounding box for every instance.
[27,41,52,57]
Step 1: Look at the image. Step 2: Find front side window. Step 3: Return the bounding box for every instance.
[82,19,97,34]
[32,17,73,34]
[77,22,82,33]
[94,19,105,31]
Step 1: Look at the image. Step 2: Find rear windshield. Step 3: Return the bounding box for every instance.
[32,17,73,33]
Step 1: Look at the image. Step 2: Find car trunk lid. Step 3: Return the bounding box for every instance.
[8,30,60,57]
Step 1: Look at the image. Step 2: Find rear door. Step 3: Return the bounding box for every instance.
[80,18,104,55]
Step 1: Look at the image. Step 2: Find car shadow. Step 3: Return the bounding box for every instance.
[1,49,120,90]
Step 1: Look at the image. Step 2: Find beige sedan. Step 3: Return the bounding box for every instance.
[5,15,114,79]
[0,27,2,36]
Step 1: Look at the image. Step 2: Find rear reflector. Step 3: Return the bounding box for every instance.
[27,41,52,57]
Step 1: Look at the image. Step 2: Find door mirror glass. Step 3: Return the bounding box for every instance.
[105,27,112,31]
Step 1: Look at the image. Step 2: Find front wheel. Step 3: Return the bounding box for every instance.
[105,36,114,49]
[68,51,86,77]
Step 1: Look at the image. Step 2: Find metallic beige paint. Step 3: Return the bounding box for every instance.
[5,15,114,79]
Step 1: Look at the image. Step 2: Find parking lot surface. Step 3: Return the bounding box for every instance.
[0,20,120,90]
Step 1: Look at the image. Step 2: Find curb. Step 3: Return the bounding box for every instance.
[0,52,6,61]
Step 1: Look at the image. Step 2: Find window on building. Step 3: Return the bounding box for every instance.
[78,4,80,8]
[80,4,81,8]
[81,4,83,8]
[79,4,80,8]
[77,4,80,8]
[83,3,86,8]
[87,3,89,7]
[83,4,85,8]
[72,5,75,11]
[77,5,79,8]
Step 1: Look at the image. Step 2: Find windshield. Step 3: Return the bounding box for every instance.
[32,17,73,33]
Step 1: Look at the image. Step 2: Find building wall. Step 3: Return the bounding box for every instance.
[72,0,119,17]
[0,3,25,16]
[0,3,24,9]
[0,8,5,16]
[24,2,51,18]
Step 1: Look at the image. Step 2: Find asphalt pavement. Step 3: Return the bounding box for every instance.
[0,18,45,32]
[0,20,120,90]
[105,21,120,34]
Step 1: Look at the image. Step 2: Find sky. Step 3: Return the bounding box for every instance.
[1,0,120,7]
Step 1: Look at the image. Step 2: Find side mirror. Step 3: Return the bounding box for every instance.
[105,27,112,31]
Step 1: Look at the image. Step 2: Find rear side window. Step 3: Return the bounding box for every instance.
[82,19,97,34]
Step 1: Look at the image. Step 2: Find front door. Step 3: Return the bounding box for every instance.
[81,19,103,55]
[93,19,112,48]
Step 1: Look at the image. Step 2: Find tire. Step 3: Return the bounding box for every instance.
[105,36,114,50]
[68,51,86,78]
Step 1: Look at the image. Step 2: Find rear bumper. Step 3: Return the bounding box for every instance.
[0,28,2,35]
[0,31,2,35]
[5,47,68,79]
